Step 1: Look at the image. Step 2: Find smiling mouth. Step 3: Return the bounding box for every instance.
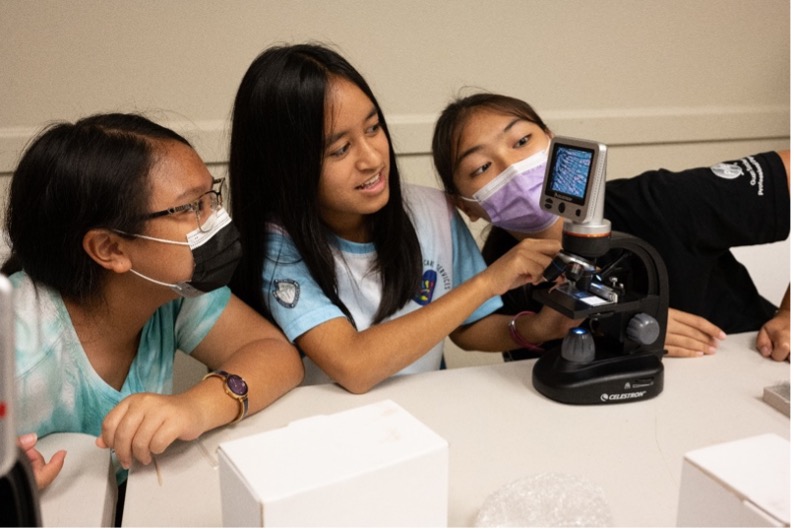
[356,171,383,190]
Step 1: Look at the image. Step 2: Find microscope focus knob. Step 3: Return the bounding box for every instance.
[626,313,660,345]
[561,327,596,364]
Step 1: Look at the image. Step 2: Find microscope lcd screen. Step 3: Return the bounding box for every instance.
[548,145,594,202]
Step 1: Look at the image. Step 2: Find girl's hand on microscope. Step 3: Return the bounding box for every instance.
[480,238,561,296]
[665,308,726,357]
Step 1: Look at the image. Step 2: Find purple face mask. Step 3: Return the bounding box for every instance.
[462,144,558,233]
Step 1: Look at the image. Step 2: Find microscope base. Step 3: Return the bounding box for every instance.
[532,349,664,405]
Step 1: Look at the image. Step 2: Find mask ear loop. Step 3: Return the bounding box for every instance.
[127,268,199,297]
[125,233,191,246]
[127,268,182,289]
[113,230,191,247]
[114,230,194,294]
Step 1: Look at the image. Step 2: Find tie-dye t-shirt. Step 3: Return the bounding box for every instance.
[10,271,230,481]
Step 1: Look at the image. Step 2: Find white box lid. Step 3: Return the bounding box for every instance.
[218,399,448,502]
[684,433,789,525]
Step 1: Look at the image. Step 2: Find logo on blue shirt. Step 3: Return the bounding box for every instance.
[273,279,300,308]
[413,269,437,306]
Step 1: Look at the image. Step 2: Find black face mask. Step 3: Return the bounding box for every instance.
[126,209,242,297]
[181,217,242,296]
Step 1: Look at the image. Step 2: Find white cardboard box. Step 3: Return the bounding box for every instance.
[217,400,449,527]
[677,433,790,527]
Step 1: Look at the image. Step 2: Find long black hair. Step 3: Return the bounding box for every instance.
[228,43,422,325]
[2,113,191,303]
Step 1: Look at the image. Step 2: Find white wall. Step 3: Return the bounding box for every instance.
[0,1,788,177]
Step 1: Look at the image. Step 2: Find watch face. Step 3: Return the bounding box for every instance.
[227,374,248,396]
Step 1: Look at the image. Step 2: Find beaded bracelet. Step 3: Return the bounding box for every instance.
[508,311,545,352]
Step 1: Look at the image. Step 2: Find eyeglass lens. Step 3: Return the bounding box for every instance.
[196,192,222,232]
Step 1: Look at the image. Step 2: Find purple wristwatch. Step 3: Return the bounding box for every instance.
[202,370,249,423]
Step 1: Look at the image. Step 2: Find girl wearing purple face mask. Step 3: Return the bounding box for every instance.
[433,92,790,362]
[458,139,556,235]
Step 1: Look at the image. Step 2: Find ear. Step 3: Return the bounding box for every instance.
[453,197,483,223]
[82,229,132,273]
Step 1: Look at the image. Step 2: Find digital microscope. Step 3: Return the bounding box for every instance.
[531,137,668,405]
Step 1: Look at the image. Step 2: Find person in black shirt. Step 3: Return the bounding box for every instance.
[432,93,790,361]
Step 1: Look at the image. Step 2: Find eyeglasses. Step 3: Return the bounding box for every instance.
[142,178,225,233]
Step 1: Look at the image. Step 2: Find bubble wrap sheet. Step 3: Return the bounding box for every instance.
[474,472,613,527]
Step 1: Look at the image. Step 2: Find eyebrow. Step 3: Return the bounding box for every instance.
[324,107,379,148]
[155,177,214,210]
[453,117,523,171]
[176,186,205,202]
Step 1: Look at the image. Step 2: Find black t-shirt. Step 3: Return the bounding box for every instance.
[485,151,790,359]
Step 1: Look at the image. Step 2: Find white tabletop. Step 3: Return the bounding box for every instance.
[38,432,116,527]
[122,332,790,527]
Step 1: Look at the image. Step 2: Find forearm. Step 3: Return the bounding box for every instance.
[188,338,304,430]
[450,313,516,352]
[452,306,579,352]
[300,273,499,393]
[299,237,561,393]
[96,338,302,470]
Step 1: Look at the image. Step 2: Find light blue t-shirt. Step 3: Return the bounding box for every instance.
[11,271,230,481]
[264,184,503,385]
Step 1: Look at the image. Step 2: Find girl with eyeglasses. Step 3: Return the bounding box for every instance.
[2,113,303,490]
